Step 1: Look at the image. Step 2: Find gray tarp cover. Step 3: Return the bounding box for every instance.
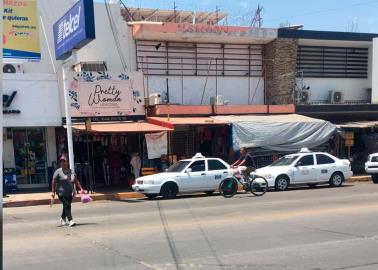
[212,114,336,152]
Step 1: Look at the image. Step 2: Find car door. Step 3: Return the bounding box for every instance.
[293,154,317,183]
[206,159,230,190]
[181,160,208,192]
[315,154,336,182]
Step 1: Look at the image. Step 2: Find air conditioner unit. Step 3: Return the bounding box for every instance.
[149,93,161,106]
[298,90,311,104]
[328,90,344,104]
[210,95,224,105]
[3,63,24,74]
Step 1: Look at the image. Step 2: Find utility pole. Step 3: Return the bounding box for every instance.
[215,5,220,25]
[173,1,177,23]
[250,4,263,28]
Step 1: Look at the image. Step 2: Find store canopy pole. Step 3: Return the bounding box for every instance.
[62,65,75,174]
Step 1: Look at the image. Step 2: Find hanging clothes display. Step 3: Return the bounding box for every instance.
[130,153,141,179]
[102,157,110,186]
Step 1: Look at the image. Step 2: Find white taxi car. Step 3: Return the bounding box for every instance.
[365,153,378,184]
[132,154,233,199]
[256,149,353,191]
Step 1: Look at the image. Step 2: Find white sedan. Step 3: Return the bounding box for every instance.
[256,149,353,191]
[132,154,233,199]
[365,153,378,184]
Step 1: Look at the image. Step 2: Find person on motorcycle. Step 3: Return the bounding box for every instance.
[231,147,255,182]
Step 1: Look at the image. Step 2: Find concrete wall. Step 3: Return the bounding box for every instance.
[297,39,373,104]
[265,38,298,105]
[145,75,264,105]
[372,38,378,103]
[3,74,61,127]
[302,78,372,102]
[3,131,15,168]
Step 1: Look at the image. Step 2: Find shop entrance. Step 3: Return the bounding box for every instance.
[12,128,48,187]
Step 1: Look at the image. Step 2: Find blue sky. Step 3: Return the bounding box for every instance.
[117,0,378,33]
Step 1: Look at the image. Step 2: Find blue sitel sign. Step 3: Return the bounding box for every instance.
[53,0,95,60]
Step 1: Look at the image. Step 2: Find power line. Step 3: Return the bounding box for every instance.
[104,0,128,71]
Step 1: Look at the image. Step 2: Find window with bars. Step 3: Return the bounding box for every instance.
[296,45,368,78]
[136,41,264,77]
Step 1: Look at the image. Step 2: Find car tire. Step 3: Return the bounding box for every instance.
[145,194,158,200]
[160,182,178,199]
[329,172,344,187]
[275,175,289,191]
[205,191,215,196]
[372,174,378,184]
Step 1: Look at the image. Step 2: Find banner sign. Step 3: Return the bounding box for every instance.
[69,71,145,117]
[145,132,168,159]
[3,0,41,60]
[53,0,95,60]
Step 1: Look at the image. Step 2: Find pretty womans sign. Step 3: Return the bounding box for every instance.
[68,71,145,117]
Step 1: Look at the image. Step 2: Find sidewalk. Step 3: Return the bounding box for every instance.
[3,187,145,208]
[2,175,373,208]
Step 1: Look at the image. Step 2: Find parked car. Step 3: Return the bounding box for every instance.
[365,153,378,184]
[255,148,353,191]
[132,153,233,199]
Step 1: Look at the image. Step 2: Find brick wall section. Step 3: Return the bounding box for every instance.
[264,38,298,105]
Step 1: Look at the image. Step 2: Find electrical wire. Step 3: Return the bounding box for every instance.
[104,0,128,71]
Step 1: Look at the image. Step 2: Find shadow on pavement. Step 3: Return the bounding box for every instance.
[73,223,98,227]
[274,183,354,192]
[115,199,144,203]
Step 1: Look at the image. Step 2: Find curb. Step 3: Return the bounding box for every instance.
[346,176,372,182]
[3,192,145,208]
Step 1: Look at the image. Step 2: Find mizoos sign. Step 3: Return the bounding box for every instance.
[3,91,20,114]
[53,0,95,60]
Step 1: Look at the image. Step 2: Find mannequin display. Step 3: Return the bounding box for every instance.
[102,157,110,186]
[130,153,141,179]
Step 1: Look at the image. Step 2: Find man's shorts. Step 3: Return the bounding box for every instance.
[239,166,254,179]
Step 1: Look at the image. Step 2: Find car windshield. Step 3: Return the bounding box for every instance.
[270,155,299,166]
[166,161,191,172]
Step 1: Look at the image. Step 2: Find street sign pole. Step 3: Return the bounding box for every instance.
[62,64,75,175]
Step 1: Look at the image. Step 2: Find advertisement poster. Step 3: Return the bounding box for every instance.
[3,0,41,60]
[68,71,145,117]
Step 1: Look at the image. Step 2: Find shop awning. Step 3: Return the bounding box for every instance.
[70,122,173,133]
[211,114,337,152]
[148,117,229,129]
[336,121,378,129]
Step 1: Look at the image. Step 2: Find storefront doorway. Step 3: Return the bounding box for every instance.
[13,128,48,187]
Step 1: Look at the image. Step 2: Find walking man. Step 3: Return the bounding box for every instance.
[51,155,84,227]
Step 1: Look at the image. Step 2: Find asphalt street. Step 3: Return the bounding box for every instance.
[4,182,378,270]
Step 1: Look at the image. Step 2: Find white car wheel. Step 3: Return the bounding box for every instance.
[275,176,289,191]
[329,172,344,187]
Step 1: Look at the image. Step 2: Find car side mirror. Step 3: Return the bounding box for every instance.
[186,168,192,173]
[295,161,302,167]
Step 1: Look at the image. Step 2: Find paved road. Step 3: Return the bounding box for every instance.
[4,183,378,270]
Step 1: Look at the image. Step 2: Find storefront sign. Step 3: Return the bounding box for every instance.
[69,72,145,117]
[3,91,21,114]
[178,23,232,34]
[53,0,95,60]
[3,0,41,60]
